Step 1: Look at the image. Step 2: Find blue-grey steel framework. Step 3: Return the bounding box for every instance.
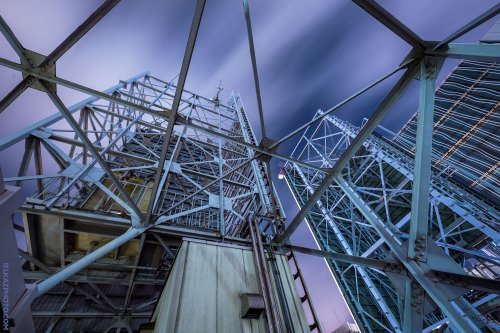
[284,107,500,332]
[0,71,286,330]
[0,0,500,332]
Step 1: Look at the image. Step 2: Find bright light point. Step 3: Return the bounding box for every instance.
[278,173,284,180]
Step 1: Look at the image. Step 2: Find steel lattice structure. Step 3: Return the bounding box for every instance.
[1,0,500,332]
[1,74,284,235]
[283,109,500,332]
[0,72,287,331]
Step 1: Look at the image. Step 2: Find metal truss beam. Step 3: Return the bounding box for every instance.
[286,164,403,331]
[1,2,499,331]
[18,203,256,247]
[39,81,143,221]
[0,56,324,173]
[24,271,163,286]
[32,312,151,318]
[0,71,148,149]
[322,114,500,242]
[42,0,121,68]
[243,0,267,140]
[0,15,30,65]
[276,61,409,147]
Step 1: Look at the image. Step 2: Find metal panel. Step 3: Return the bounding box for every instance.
[152,240,309,332]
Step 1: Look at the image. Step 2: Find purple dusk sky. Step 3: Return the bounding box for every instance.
[0,1,497,331]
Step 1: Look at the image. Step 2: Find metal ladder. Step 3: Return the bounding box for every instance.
[287,251,323,332]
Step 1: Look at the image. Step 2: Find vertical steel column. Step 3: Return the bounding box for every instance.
[408,57,439,262]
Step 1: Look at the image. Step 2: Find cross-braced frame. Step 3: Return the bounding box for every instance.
[1,0,500,332]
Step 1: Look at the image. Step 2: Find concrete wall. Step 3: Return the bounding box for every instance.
[151,239,309,333]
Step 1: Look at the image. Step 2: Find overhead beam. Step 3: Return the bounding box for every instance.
[288,245,404,271]
[426,43,500,62]
[0,80,29,115]
[0,15,30,65]
[276,60,408,146]
[426,270,500,295]
[24,271,163,286]
[242,0,267,139]
[41,0,121,68]
[32,312,151,318]
[434,3,500,49]
[351,0,427,49]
